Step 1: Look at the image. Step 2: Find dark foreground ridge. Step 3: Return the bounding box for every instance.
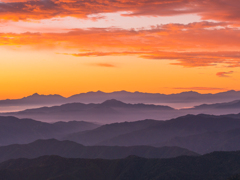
[1,151,240,180]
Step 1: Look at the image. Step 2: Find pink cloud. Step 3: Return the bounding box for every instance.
[91,63,117,68]
[216,71,234,77]
[1,23,240,68]
[173,87,228,91]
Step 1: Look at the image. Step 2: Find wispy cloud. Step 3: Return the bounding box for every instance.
[173,87,228,91]
[90,63,117,68]
[73,50,240,67]
[216,71,234,77]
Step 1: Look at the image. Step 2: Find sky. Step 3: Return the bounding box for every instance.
[0,0,240,99]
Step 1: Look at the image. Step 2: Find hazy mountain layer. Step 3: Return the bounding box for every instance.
[64,119,162,145]
[0,116,99,146]
[157,128,240,154]
[3,98,240,123]
[2,99,177,122]
[2,114,240,154]
[1,90,240,112]
[0,139,198,163]
[185,100,240,115]
[63,114,240,154]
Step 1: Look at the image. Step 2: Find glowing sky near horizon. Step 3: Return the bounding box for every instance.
[0,0,240,99]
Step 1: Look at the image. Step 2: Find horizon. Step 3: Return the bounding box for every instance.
[0,89,239,100]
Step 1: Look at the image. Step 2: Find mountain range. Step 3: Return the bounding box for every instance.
[157,127,240,154]
[63,119,162,145]
[1,151,240,180]
[0,116,99,146]
[1,90,240,112]
[63,114,240,154]
[0,99,240,124]
[185,100,240,115]
[3,98,240,123]
[1,91,240,179]
[1,114,240,154]
[0,139,198,163]
[1,99,177,122]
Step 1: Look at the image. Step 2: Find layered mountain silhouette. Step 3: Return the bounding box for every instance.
[193,100,240,109]
[2,91,240,180]
[0,93,67,112]
[157,127,240,154]
[2,98,240,123]
[63,119,163,145]
[0,139,198,163]
[63,114,240,154]
[1,100,176,122]
[1,151,240,180]
[184,100,240,115]
[2,90,240,112]
[0,116,99,146]
[2,114,240,154]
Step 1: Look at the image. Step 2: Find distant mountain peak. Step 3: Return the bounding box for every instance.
[180,91,200,95]
[227,90,236,92]
[111,90,130,94]
[86,90,104,94]
[96,90,104,93]
[31,93,40,96]
[101,99,126,106]
[27,93,64,98]
[225,90,237,94]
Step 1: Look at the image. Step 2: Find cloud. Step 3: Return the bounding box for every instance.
[141,51,240,67]
[89,63,117,68]
[1,23,240,67]
[0,0,239,22]
[124,0,240,22]
[216,71,234,77]
[72,50,240,67]
[72,51,141,57]
[173,87,228,91]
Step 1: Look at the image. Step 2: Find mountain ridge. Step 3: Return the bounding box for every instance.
[1,90,240,111]
[63,114,240,151]
[1,100,175,122]
[0,138,198,163]
[0,116,99,146]
[0,151,240,180]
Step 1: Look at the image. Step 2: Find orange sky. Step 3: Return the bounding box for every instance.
[0,0,240,99]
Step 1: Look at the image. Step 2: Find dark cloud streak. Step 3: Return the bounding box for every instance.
[0,0,239,22]
[173,87,228,91]
[216,71,234,77]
